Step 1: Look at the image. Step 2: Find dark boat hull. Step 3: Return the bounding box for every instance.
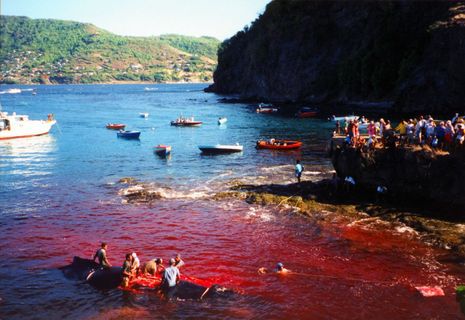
[117,131,141,139]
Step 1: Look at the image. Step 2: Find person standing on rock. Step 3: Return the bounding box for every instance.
[295,160,304,183]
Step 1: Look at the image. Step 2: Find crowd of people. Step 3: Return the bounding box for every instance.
[334,113,465,151]
[93,242,185,292]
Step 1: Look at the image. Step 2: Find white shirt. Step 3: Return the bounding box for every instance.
[163,266,180,287]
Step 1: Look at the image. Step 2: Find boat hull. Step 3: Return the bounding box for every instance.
[199,145,243,154]
[331,116,359,122]
[0,120,56,140]
[106,123,126,130]
[154,145,171,157]
[117,131,141,139]
[171,121,202,127]
[256,108,279,114]
[256,140,302,150]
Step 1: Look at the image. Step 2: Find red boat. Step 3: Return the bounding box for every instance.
[154,145,171,157]
[296,107,318,118]
[106,123,126,130]
[256,139,302,150]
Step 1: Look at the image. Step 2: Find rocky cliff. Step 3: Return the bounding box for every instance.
[331,145,465,209]
[207,0,465,114]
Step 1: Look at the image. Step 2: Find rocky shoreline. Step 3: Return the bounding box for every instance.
[116,176,465,260]
[226,179,465,261]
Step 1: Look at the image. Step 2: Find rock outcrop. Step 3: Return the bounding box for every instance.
[331,145,465,209]
[207,0,465,114]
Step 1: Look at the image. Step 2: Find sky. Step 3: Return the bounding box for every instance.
[2,0,271,40]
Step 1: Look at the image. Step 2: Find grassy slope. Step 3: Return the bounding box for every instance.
[0,15,220,84]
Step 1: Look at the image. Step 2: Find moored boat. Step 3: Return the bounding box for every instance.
[139,112,149,118]
[296,107,318,118]
[256,103,279,114]
[154,145,171,157]
[117,130,141,139]
[0,111,56,140]
[4,88,21,94]
[218,117,227,125]
[106,123,126,130]
[256,139,302,150]
[170,116,202,127]
[330,115,359,122]
[198,144,243,154]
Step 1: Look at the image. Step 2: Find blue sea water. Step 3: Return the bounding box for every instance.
[0,84,334,213]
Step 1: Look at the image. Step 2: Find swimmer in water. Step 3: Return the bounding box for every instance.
[275,262,290,274]
[258,262,291,274]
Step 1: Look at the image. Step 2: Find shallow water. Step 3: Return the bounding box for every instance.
[0,84,464,319]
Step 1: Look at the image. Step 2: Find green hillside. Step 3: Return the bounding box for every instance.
[0,15,220,84]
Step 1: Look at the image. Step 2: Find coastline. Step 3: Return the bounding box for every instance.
[220,179,465,261]
[0,80,213,86]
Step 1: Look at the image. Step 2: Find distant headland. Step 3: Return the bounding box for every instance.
[0,15,220,85]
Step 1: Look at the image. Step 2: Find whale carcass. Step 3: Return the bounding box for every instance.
[60,256,235,300]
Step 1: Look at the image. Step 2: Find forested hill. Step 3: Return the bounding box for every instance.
[0,15,220,84]
[207,0,465,114]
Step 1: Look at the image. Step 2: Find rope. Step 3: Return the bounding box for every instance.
[200,286,211,300]
[289,271,394,286]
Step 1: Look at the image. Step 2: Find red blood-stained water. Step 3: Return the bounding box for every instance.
[1,197,465,319]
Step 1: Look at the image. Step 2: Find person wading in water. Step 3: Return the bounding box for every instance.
[160,258,180,299]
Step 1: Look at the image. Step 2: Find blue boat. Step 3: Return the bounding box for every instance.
[117,130,141,139]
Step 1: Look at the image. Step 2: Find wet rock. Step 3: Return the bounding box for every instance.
[118,177,137,185]
[119,185,162,204]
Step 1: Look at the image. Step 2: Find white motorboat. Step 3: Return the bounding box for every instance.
[171,116,202,126]
[139,112,149,118]
[198,143,243,154]
[218,117,227,125]
[0,111,56,140]
[330,115,359,122]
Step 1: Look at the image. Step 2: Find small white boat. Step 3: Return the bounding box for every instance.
[218,117,227,125]
[256,103,279,114]
[0,111,56,140]
[139,112,149,118]
[144,87,157,91]
[198,143,243,154]
[0,88,22,95]
[171,116,202,127]
[330,115,359,122]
